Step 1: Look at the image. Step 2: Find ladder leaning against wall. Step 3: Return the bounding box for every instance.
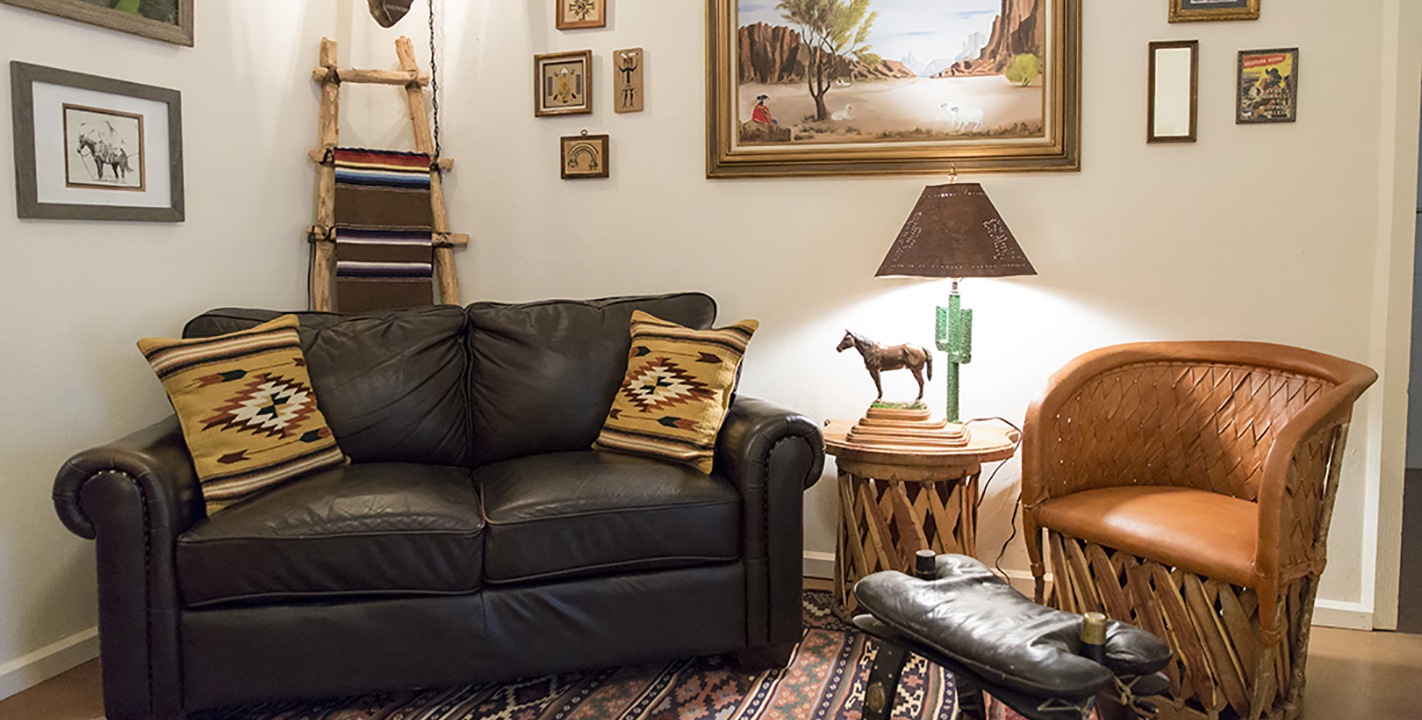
[306,36,465,311]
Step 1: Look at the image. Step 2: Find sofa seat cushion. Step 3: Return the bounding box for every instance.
[476,451,741,584]
[1034,485,1259,588]
[177,463,483,607]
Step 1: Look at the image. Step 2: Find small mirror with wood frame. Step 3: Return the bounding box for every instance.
[1148,40,1199,143]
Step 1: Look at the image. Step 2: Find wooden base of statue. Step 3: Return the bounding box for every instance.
[823,418,1017,618]
[845,404,971,449]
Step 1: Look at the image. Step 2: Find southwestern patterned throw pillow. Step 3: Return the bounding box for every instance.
[594,310,759,473]
[138,315,346,516]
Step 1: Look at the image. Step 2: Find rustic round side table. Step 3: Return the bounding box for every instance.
[822,419,1018,617]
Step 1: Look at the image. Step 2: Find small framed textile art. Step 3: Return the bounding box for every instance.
[556,0,605,30]
[535,50,593,117]
[10,61,184,221]
[561,133,610,179]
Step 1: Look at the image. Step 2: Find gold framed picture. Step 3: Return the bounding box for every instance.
[561,133,610,179]
[707,0,1082,178]
[556,0,606,30]
[534,50,593,117]
[1169,0,1260,23]
[0,0,194,46]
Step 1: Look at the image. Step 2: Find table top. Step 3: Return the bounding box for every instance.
[822,419,1019,467]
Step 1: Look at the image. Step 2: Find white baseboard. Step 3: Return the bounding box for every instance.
[1311,600,1375,630]
[803,550,835,579]
[0,626,100,701]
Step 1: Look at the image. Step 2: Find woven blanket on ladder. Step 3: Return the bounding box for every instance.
[334,148,434,313]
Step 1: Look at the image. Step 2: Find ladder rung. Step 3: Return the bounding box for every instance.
[312,66,428,87]
[307,148,453,172]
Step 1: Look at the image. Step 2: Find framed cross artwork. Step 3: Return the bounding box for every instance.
[535,50,593,117]
[556,0,605,30]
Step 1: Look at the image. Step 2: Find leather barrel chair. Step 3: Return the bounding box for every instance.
[1021,341,1375,720]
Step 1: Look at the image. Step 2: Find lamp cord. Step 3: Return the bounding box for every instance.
[962,416,1023,584]
[427,0,441,162]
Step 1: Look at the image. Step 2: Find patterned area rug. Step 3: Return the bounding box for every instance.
[194,590,959,720]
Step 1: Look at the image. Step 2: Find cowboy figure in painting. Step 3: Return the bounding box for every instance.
[836,330,933,404]
[752,94,777,125]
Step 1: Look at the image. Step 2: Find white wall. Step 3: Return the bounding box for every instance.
[0,0,1417,699]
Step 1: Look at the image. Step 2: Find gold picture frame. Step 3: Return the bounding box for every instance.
[1169,0,1260,23]
[707,0,1081,178]
[556,0,606,30]
[535,50,593,117]
[1,0,194,46]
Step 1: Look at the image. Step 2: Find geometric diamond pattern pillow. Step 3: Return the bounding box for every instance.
[593,310,758,473]
[137,315,346,516]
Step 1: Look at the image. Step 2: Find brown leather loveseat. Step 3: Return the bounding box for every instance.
[53,293,824,720]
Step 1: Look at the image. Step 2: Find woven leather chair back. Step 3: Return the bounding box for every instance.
[1042,361,1332,503]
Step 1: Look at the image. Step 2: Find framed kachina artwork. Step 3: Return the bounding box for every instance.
[1169,0,1260,23]
[557,0,606,30]
[9,61,185,221]
[706,0,1082,177]
[0,0,195,46]
[1237,48,1297,124]
[535,50,593,117]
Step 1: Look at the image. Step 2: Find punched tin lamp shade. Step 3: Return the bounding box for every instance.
[876,183,1036,280]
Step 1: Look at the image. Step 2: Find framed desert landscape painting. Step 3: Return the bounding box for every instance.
[0,0,194,46]
[707,0,1081,178]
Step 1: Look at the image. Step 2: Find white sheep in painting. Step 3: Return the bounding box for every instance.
[940,103,984,132]
[831,103,854,121]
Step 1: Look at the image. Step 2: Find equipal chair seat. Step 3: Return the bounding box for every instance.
[1021,342,1375,720]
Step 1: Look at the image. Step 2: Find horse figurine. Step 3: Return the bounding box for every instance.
[836,330,933,403]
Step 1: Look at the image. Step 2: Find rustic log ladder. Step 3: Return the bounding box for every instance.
[307,36,465,311]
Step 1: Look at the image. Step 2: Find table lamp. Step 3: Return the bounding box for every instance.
[875,183,1036,422]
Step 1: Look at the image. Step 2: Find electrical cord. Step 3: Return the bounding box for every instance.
[961,417,1023,583]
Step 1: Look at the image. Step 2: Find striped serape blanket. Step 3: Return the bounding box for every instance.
[333,148,434,313]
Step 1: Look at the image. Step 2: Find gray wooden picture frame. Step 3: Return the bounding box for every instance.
[1,0,194,46]
[10,61,185,222]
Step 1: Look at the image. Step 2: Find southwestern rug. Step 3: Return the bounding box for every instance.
[194,591,968,720]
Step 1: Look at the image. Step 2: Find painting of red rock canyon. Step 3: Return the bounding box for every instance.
[707,0,1080,177]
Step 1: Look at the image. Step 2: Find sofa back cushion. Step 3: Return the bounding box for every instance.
[465,293,716,467]
[184,306,470,466]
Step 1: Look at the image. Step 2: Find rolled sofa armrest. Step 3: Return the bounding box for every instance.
[55,414,204,539]
[52,414,202,720]
[714,396,824,649]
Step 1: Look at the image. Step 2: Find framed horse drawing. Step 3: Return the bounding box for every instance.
[9,61,184,221]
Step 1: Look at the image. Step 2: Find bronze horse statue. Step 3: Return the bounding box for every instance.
[836,330,933,403]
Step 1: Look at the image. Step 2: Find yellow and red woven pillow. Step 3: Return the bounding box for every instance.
[594,311,758,473]
[138,315,345,516]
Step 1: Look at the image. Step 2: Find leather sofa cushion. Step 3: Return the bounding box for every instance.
[183,306,470,466]
[1034,485,1259,588]
[476,451,740,584]
[177,463,483,607]
[465,293,717,467]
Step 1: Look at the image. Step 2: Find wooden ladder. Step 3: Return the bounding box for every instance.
[307,36,465,311]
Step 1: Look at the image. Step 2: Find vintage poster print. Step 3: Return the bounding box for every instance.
[63,103,145,191]
[1237,48,1297,124]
